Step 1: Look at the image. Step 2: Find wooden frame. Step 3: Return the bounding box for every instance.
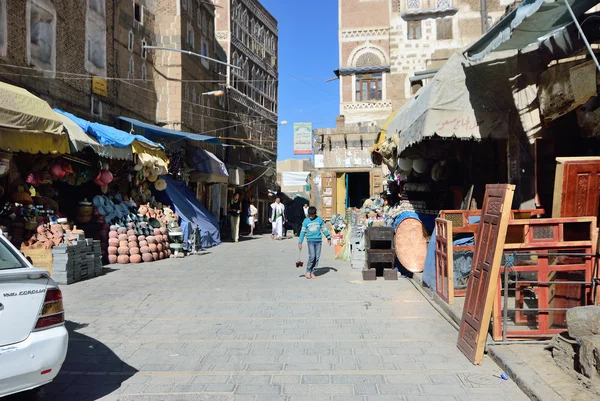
[491,217,598,340]
[435,218,454,304]
[436,209,545,298]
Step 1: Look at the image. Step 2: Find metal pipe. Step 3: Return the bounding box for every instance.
[507,281,594,285]
[489,340,551,345]
[503,262,509,341]
[563,0,600,73]
[143,46,242,70]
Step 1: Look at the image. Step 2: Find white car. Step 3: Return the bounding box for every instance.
[0,235,68,398]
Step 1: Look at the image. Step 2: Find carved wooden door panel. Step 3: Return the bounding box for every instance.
[457,184,515,365]
[321,172,336,220]
[552,157,600,224]
[435,218,454,304]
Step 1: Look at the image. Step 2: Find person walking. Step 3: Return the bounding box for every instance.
[298,206,331,279]
[229,192,241,242]
[303,203,309,218]
[269,196,286,240]
[248,200,258,236]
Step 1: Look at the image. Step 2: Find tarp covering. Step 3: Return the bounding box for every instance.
[0,82,69,154]
[387,52,509,154]
[282,172,310,187]
[54,109,162,150]
[187,147,228,183]
[54,111,132,160]
[465,0,599,62]
[119,116,222,145]
[159,176,221,248]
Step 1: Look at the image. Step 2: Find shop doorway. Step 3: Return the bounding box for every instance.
[346,172,371,208]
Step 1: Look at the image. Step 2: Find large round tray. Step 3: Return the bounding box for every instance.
[394,217,427,273]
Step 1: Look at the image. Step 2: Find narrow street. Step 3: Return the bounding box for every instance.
[34,236,529,401]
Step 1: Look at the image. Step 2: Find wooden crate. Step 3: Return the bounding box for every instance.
[21,248,53,275]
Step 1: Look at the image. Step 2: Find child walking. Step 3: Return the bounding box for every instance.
[298,207,331,279]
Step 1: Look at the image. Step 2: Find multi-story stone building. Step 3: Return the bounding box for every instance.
[337,0,506,125]
[214,0,278,164]
[0,0,158,124]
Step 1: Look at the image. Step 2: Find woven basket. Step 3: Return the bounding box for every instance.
[394,218,427,273]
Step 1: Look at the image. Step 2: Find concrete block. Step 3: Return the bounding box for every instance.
[567,306,600,337]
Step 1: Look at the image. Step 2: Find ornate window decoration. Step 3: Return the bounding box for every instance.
[407,0,420,9]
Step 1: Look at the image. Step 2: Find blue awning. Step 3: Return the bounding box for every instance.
[54,109,163,150]
[187,147,229,183]
[465,0,599,62]
[118,116,222,145]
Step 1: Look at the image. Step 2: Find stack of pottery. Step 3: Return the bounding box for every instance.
[20,221,85,250]
[107,226,137,264]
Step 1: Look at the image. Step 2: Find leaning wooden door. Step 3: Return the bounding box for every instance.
[552,157,600,223]
[321,172,336,220]
[370,170,383,197]
[457,184,515,365]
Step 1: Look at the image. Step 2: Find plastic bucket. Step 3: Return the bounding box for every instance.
[333,234,343,255]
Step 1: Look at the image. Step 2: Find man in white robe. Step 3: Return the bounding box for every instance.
[269,196,286,240]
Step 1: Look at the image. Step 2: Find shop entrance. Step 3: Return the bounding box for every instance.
[346,172,371,208]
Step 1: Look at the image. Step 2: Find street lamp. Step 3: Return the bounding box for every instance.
[279,121,288,126]
[202,90,225,97]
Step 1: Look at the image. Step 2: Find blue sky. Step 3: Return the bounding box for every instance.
[259,0,340,161]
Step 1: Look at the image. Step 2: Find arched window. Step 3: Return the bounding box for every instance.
[354,51,383,68]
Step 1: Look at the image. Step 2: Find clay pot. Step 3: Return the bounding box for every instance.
[140,246,150,254]
[152,252,159,261]
[142,253,153,263]
[119,240,129,248]
[158,251,165,260]
[139,240,148,247]
[118,234,128,241]
[128,241,138,249]
[157,243,163,252]
[117,227,127,235]
[139,205,149,216]
[118,246,129,255]
[138,235,146,242]
[117,254,130,264]
[36,225,46,234]
[153,228,161,236]
[146,236,156,244]
[129,247,140,255]
[108,238,119,247]
[110,225,119,232]
[127,230,136,237]
[128,235,137,242]
[159,227,167,235]
[130,254,142,264]
[108,254,118,264]
[108,246,118,255]
[109,231,118,239]
[155,235,163,243]
[148,243,158,253]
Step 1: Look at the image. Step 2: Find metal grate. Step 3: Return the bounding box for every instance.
[532,225,554,240]
[445,213,464,228]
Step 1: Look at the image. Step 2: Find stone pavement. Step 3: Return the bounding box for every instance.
[30,235,530,401]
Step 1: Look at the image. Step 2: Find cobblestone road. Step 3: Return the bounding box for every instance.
[30,235,529,401]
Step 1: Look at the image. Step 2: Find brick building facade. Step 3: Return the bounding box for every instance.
[0,0,159,125]
[338,0,506,125]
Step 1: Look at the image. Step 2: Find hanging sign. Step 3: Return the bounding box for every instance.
[92,76,108,97]
[293,122,313,155]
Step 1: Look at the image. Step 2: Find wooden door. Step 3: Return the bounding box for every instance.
[321,172,336,220]
[457,184,515,365]
[371,170,383,197]
[336,173,346,216]
[552,157,600,224]
[435,218,454,304]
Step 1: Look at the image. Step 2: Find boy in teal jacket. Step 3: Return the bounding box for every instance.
[298,206,332,279]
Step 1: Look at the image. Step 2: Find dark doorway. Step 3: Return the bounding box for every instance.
[347,172,370,208]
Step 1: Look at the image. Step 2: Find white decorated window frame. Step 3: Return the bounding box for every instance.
[85,0,107,77]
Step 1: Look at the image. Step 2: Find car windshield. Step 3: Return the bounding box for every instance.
[0,237,27,270]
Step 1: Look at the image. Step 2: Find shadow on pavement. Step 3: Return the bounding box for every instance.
[314,267,338,276]
[6,321,138,401]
